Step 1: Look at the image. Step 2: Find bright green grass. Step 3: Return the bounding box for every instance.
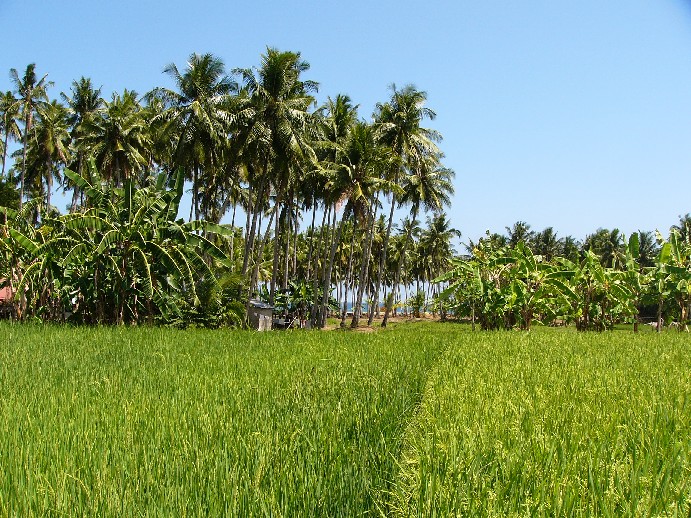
[0,323,445,516]
[389,327,691,517]
[0,323,689,516]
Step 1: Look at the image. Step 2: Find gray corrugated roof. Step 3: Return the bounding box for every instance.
[249,299,274,310]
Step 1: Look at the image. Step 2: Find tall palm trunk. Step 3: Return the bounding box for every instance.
[269,195,282,304]
[310,204,330,326]
[242,181,254,274]
[351,203,377,328]
[70,154,83,212]
[45,158,52,210]
[229,202,237,268]
[292,203,300,278]
[369,195,397,325]
[1,130,10,179]
[382,203,418,327]
[305,200,318,278]
[192,164,200,221]
[319,205,342,328]
[340,225,357,327]
[282,194,294,290]
[243,177,266,276]
[246,207,276,313]
[19,111,33,210]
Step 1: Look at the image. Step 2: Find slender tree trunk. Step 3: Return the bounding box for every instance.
[243,177,266,276]
[351,204,377,328]
[249,209,264,296]
[370,196,397,325]
[403,282,410,317]
[283,195,293,290]
[20,112,32,211]
[340,224,356,327]
[269,198,282,305]
[382,204,419,327]
[45,159,52,211]
[310,204,329,326]
[230,202,237,268]
[305,200,317,279]
[242,182,253,274]
[70,154,83,212]
[1,130,9,180]
[246,207,276,317]
[320,205,342,328]
[292,202,299,278]
[192,163,201,221]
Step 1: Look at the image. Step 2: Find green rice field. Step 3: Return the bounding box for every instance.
[0,322,689,516]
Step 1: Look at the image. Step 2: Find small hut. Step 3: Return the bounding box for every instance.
[248,300,273,331]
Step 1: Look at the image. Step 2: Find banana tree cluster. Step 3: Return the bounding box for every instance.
[438,239,570,330]
[0,167,237,325]
[437,230,691,332]
[649,230,691,330]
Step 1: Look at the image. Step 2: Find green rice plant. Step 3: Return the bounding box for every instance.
[388,328,691,517]
[0,323,445,516]
[1,322,689,516]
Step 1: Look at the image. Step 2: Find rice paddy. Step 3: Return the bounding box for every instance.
[0,322,688,516]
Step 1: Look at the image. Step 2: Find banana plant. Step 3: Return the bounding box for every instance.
[557,251,633,331]
[60,168,234,324]
[620,233,651,332]
[2,167,235,325]
[0,199,60,320]
[437,242,514,330]
[506,242,572,330]
[654,229,691,331]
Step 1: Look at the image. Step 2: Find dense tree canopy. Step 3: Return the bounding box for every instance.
[1,51,688,331]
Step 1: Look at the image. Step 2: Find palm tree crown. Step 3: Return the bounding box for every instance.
[10,63,53,209]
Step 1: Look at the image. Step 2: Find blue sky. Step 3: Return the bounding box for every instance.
[1,0,690,245]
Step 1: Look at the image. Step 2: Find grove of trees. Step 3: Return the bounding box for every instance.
[0,51,457,328]
[439,221,691,332]
[1,52,689,331]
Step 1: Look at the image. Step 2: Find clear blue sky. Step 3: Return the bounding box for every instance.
[2,0,690,245]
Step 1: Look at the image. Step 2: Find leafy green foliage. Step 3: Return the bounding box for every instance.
[0,178,19,209]
[407,290,427,318]
[0,167,242,326]
[439,229,691,331]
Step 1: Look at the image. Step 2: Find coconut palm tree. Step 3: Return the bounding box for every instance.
[533,227,560,260]
[559,235,581,263]
[583,228,624,268]
[1,91,22,180]
[150,52,237,221]
[24,100,72,210]
[61,77,103,211]
[636,230,658,268]
[506,221,534,248]
[235,48,318,301]
[372,84,441,326]
[318,121,390,327]
[79,89,150,187]
[420,212,460,284]
[672,213,691,243]
[10,64,53,209]
[381,157,454,326]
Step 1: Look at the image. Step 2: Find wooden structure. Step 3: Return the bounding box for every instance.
[248,300,273,331]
